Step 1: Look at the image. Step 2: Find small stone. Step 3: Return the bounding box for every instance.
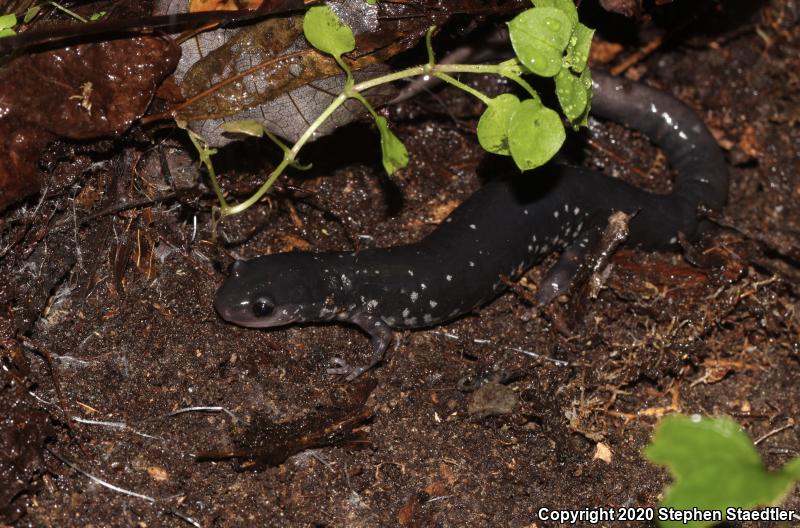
[467,383,518,417]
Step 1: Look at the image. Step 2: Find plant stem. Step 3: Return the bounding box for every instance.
[434,72,493,106]
[223,157,291,216]
[48,1,88,23]
[211,59,533,216]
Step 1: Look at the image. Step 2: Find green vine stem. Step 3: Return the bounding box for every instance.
[210,59,532,218]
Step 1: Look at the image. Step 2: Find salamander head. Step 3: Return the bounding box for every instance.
[214,257,318,328]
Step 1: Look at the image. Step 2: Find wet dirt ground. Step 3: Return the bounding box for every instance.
[1,0,799,526]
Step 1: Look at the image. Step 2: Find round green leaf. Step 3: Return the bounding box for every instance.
[221,119,266,138]
[508,99,565,171]
[477,94,521,156]
[646,415,800,528]
[303,5,355,59]
[554,67,590,125]
[0,13,16,29]
[24,6,40,24]
[375,116,408,176]
[508,7,574,77]
[533,0,578,23]
[567,22,595,73]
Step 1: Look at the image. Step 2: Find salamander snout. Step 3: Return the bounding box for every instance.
[214,258,309,328]
[214,283,290,328]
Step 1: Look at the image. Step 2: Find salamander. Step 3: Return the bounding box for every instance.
[214,70,729,379]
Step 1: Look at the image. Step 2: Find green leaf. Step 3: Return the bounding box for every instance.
[786,457,800,479]
[89,11,106,21]
[302,5,355,59]
[554,67,591,126]
[508,7,574,77]
[222,119,267,138]
[24,6,40,24]
[0,13,16,31]
[645,415,800,528]
[533,0,578,23]
[566,22,594,73]
[507,99,565,170]
[477,94,521,156]
[375,116,408,176]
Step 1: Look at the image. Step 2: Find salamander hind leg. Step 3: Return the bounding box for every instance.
[327,312,394,381]
[537,227,604,306]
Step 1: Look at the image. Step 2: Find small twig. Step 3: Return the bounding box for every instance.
[610,33,665,76]
[19,336,72,427]
[167,406,242,423]
[586,138,651,180]
[754,422,795,446]
[48,449,203,527]
[507,346,569,367]
[71,416,162,440]
[51,193,179,231]
[49,449,157,502]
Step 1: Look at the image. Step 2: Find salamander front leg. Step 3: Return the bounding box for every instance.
[328,313,394,381]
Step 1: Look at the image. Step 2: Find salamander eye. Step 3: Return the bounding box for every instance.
[252,296,275,317]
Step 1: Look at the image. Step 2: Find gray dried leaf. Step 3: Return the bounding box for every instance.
[157,0,394,145]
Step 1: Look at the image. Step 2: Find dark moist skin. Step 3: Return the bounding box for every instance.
[214,70,729,379]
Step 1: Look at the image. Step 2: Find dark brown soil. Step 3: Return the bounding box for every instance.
[1,1,799,526]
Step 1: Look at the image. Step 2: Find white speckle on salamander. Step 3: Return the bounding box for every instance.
[402,308,410,318]
[469,261,475,267]
[420,283,427,290]
[446,274,453,282]
[367,299,378,310]
[554,211,559,218]
[429,300,438,308]
[382,316,396,326]
[528,245,533,252]
[469,224,477,230]
[574,206,581,215]
[449,308,460,318]
[341,274,352,288]
[408,270,414,276]
[405,317,417,325]
[669,236,677,244]
[564,204,570,212]
[410,291,419,302]
[423,314,433,324]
